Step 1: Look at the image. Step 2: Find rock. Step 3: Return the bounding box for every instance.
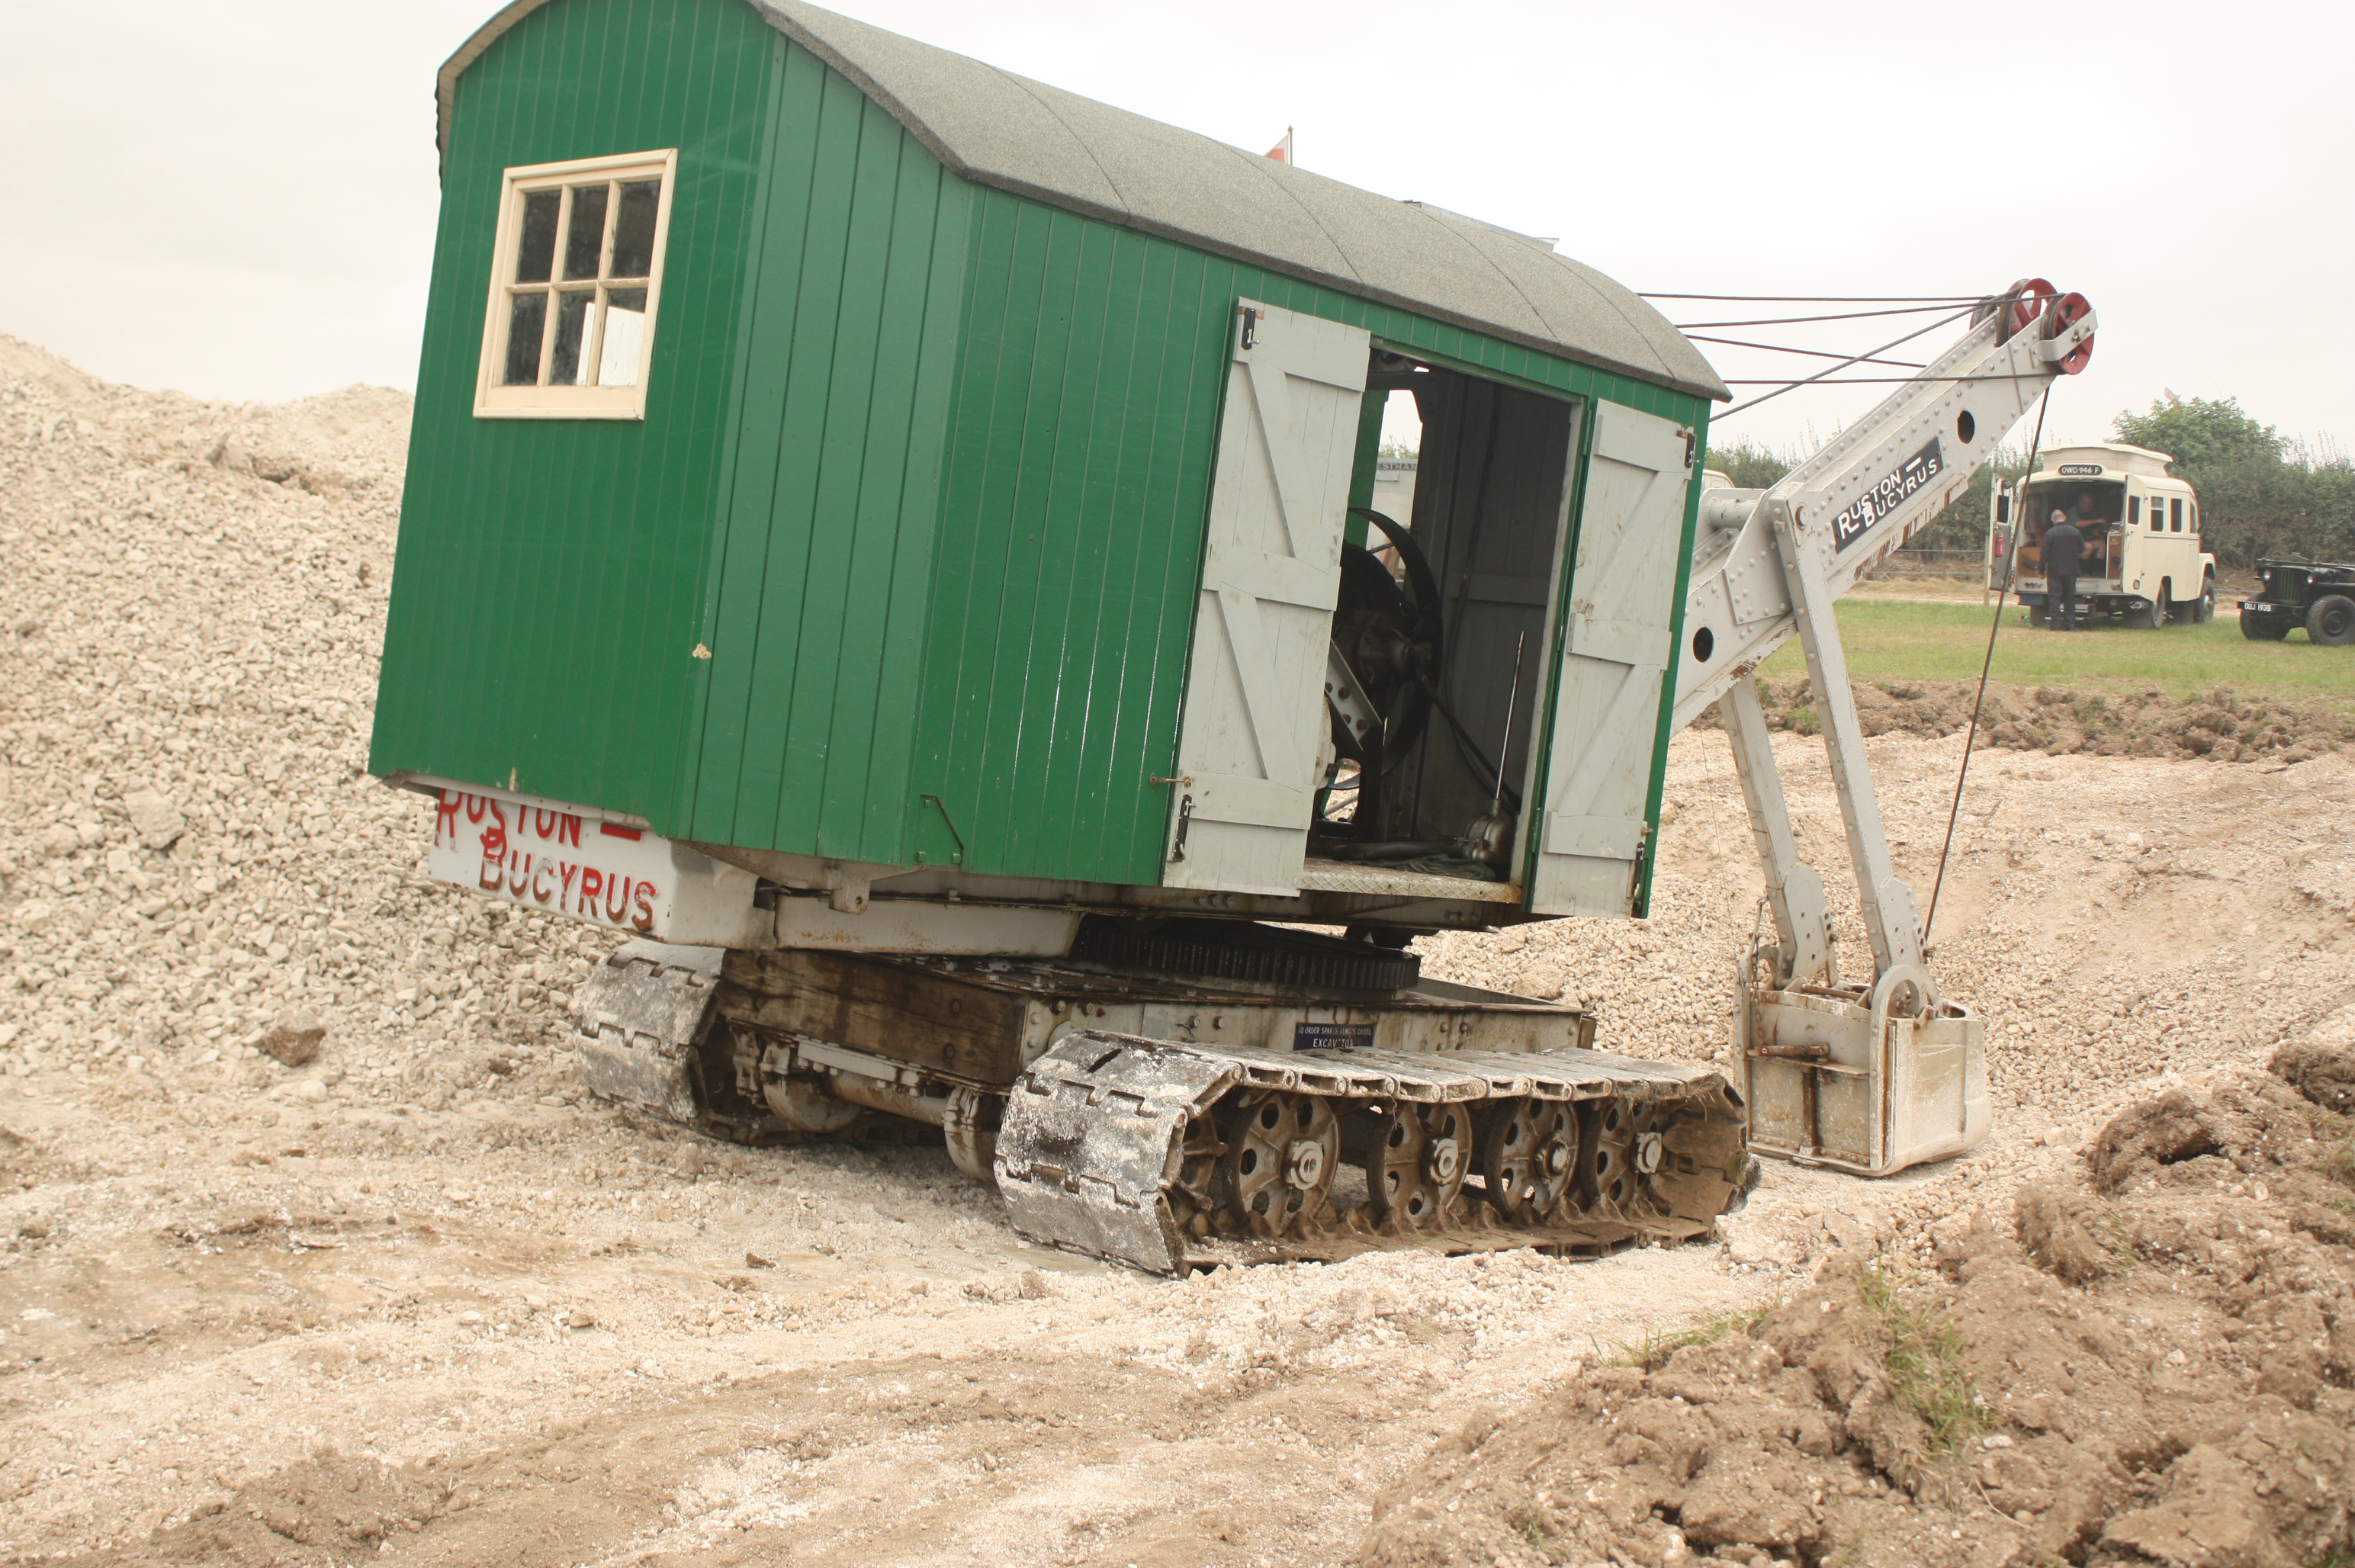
[12,899,56,933]
[121,785,185,850]
[1018,1268,1049,1299]
[37,824,78,857]
[2014,1184,2116,1284]
[2270,1036,2355,1115]
[259,1008,326,1066]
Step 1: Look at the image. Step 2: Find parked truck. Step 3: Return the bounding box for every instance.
[372,0,2096,1274]
[2239,559,2355,645]
[1989,443,2215,626]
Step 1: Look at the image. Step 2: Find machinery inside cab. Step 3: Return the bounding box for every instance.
[1161,302,1701,922]
[1332,355,1578,872]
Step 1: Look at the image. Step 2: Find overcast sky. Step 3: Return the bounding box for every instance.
[4,0,2347,457]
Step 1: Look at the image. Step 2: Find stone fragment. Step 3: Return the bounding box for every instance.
[259,1007,326,1066]
[122,785,185,850]
[2013,1184,2115,1285]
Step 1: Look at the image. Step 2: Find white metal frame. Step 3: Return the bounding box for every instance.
[473,149,678,420]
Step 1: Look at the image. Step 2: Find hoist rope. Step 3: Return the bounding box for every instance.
[1923,385,2054,947]
[1712,307,1975,419]
[1641,293,1982,304]
[1674,304,1977,329]
[1721,374,2055,386]
[1683,333,1925,369]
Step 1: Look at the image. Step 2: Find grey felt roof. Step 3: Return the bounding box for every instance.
[439,0,1727,402]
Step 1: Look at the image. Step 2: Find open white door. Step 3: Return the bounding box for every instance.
[1528,401,1693,917]
[1164,300,1371,895]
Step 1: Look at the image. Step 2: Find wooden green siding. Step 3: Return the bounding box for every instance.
[904,185,1711,886]
[374,0,1711,888]
[371,0,779,823]
[676,45,972,861]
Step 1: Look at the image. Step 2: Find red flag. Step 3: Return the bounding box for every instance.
[1265,127,1293,164]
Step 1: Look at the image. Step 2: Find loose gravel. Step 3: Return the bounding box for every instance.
[2,334,2348,1566]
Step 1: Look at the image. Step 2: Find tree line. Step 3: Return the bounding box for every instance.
[1704,394,2353,567]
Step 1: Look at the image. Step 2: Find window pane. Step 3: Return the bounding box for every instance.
[564,184,609,281]
[2172,498,2183,532]
[515,191,560,283]
[599,288,647,387]
[612,180,661,278]
[502,293,547,384]
[550,291,594,386]
[2128,496,2140,526]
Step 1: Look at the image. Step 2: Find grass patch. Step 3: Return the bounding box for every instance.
[1855,1267,1990,1453]
[1759,599,2355,707]
[2327,1139,2355,1187]
[1608,1299,1778,1372]
[1509,1499,1563,1563]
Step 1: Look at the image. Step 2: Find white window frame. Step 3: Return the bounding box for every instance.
[473,149,678,420]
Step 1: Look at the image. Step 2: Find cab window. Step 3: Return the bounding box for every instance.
[2171,497,2184,532]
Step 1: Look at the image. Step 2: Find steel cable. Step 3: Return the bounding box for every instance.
[1711,307,1976,419]
[1641,293,1983,304]
[1923,385,2055,946]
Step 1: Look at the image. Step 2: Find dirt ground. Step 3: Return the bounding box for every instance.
[1363,1041,2355,1568]
[1727,675,2355,766]
[4,338,2352,1566]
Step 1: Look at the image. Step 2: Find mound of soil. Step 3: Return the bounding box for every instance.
[73,1451,451,1566]
[1712,677,2352,765]
[1359,1043,2355,1568]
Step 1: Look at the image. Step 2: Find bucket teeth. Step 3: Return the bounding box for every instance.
[996,1032,1754,1274]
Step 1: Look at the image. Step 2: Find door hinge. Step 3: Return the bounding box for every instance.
[1169,793,1196,862]
[919,793,967,866]
[1681,427,1697,470]
[1238,306,1260,351]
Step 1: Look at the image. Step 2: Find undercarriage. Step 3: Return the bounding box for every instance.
[571,931,1754,1274]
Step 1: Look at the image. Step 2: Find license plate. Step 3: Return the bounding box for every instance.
[416,778,756,944]
[2244,601,2276,612]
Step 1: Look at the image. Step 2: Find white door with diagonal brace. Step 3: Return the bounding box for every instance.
[1528,400,1693,917]
[1164,300,1370,894]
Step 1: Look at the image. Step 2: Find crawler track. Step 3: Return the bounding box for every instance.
[995,1033,1753,1274]
[572,943,1756,1275]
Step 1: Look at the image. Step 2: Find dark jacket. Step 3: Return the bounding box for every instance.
[2042,521,2084,577]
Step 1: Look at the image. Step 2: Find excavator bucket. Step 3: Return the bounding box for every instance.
[1736,966,1989,1178]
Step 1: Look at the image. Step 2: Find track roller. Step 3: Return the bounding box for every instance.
[996,1032,1756,1274]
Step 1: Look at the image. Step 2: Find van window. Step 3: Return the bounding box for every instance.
[2171,497,2184,532]
[2128,495,2141,526]
[2187,503,2197,535]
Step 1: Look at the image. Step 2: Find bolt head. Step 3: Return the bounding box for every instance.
[1284,1139,1326,1190]
[1425,1137,1460,1185]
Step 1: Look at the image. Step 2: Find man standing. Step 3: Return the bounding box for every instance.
[2042,507,2084,631]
